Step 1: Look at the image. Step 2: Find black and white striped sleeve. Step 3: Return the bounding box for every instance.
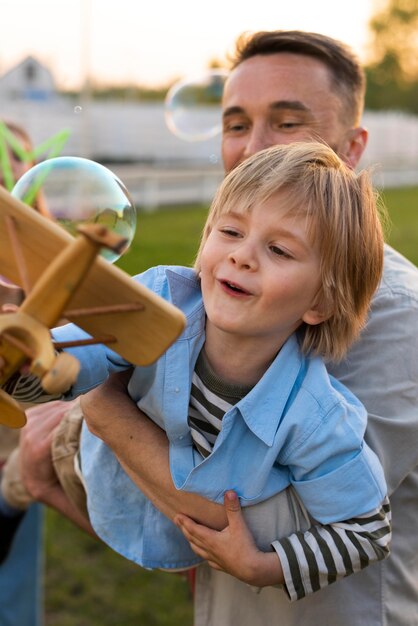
[272,496,391,601]
[3,370,61,404]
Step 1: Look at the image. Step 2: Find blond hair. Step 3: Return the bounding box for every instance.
[194,142,384,361]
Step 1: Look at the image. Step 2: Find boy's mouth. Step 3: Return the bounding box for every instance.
[220,279,251,295]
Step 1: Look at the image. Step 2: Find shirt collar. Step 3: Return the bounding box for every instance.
[166,268,205,339]
[236,334,305,446]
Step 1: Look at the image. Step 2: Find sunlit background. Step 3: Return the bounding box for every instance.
[1,0,418,206]
[1,3,418,625]
[1,0,375,89]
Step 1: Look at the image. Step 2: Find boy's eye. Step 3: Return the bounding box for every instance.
[220,227,240,237]
[270,245,291,258]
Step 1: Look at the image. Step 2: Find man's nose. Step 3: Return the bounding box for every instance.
[243,126,274,159]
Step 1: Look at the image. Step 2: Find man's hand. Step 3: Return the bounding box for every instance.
[174,491,284,587]
[19,400,71,503]
[18,400,95,535]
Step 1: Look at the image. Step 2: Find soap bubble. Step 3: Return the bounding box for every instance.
[165,69,228,142]
[12,156,136,263]
[74,106,83,114]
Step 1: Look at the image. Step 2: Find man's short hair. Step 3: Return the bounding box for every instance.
[229,30,366,126]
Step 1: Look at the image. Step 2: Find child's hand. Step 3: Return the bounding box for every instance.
[1,303,19,314]
[174,490,284,587]
[0,278,24,307]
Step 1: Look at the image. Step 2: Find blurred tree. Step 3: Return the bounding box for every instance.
[365,0,418,113]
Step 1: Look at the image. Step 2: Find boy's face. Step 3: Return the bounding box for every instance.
[200,193,327,353]
[221,53,365,172]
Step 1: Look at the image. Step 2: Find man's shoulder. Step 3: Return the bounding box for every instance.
[379,245,418,305]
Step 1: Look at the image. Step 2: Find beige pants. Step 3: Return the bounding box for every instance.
[1,399,88,518]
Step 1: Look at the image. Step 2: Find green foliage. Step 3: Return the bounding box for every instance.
[44,191,417,624]
[91,85,170,102]
[365,0,418,113]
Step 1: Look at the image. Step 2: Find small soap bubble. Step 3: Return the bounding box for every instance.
[12,157,136,263]
[209,154,220,164]
[165,69,228,142]
[74,106,83,114]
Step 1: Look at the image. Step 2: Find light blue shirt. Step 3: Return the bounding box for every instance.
[55,265,387,570]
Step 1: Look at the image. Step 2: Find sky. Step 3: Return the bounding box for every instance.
[1,0,378,90]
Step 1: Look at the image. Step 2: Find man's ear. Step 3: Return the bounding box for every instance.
[342,126,368,169]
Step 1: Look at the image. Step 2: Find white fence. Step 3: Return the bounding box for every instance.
[110,164,224,211]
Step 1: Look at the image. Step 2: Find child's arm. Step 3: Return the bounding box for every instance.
[80,372,228,530]
[175,492,391,599]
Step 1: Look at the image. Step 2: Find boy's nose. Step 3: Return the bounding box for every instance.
[228,242,258,270]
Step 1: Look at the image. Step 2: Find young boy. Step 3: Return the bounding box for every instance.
[1,142,391,598]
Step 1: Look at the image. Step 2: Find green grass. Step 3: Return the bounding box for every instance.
[379,186,418,266]
[45,510,194,626]
[44,189,418,625]
[116,204,209,274]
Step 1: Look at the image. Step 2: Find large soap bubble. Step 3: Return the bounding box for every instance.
[165,69,228,142]
[12,156,136,263]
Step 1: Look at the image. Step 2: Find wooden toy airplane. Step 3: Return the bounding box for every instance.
[0,185,186,429]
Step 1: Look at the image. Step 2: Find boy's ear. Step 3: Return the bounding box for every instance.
[302,300,333,326]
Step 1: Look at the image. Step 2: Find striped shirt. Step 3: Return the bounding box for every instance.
[188,349,391,600]
[188,349,252,458]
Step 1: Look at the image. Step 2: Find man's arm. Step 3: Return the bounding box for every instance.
[80,372,227,530]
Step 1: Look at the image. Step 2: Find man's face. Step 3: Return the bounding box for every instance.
[221,53,366,172]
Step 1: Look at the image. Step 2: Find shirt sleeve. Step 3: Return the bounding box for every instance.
[3,369,61,403]
[281,391,387,523]
[272,496,391,601]
[3,322,131,402]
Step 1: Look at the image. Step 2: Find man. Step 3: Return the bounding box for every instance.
[16,31,418,625]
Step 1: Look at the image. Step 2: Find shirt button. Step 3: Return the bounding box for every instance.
[174,387,180,393]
